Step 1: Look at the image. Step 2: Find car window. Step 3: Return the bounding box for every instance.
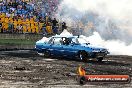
[60,38,72,45]
[54,38,62,45]
[78,38,89,44]
[48,38,61,45]
[71,38,79,44]
[48,38,53,44]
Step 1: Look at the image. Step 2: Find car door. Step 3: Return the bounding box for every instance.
[50,44,63,56]
[48,37,63,56]
[61,42,78,58]
[61,38,80,58]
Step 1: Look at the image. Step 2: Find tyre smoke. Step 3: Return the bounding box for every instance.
[55,0,132,56]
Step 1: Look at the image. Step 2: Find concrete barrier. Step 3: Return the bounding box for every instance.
[0,34,44,50]
[0,33,43,40]
[0,45,35,50]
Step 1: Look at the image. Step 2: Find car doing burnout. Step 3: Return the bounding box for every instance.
[35,36,109,62]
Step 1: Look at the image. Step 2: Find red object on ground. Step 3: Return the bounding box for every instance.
[78,66,130,85]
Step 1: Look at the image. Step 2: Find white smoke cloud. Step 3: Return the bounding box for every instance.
[61,0,132,34]
[63,0,132,19]
[81,32,132,56]
[55,0,132,56]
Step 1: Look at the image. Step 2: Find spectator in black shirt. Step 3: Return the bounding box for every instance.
[62,22,67,31]
[52,18,58,27]
[52,18,58,34]
[0,22,3,33]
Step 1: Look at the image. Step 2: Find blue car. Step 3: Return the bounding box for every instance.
[35,36,109,62]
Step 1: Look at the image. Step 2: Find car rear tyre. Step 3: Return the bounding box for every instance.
[79,51,88,62]
[97,57,103,62]
[44,50,50,58]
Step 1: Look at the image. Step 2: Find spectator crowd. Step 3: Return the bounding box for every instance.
[0,0,67,35]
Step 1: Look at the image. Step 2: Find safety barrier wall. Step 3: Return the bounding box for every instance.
[0,45,34,50]
[0,33,43,40]
[0,33,45,49]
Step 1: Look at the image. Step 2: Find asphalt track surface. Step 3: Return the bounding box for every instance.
[0,50,131,88]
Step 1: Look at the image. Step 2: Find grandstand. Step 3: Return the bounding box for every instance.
[0,0,63,35]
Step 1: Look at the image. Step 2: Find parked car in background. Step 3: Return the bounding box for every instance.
[35,36,109,62]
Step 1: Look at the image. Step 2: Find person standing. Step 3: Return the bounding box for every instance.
[0,22,2,33]
[52,18,58,28]
[52,18,58,34]
[62,22,67,32]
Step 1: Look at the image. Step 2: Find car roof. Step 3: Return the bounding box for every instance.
[52,36,78,38]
